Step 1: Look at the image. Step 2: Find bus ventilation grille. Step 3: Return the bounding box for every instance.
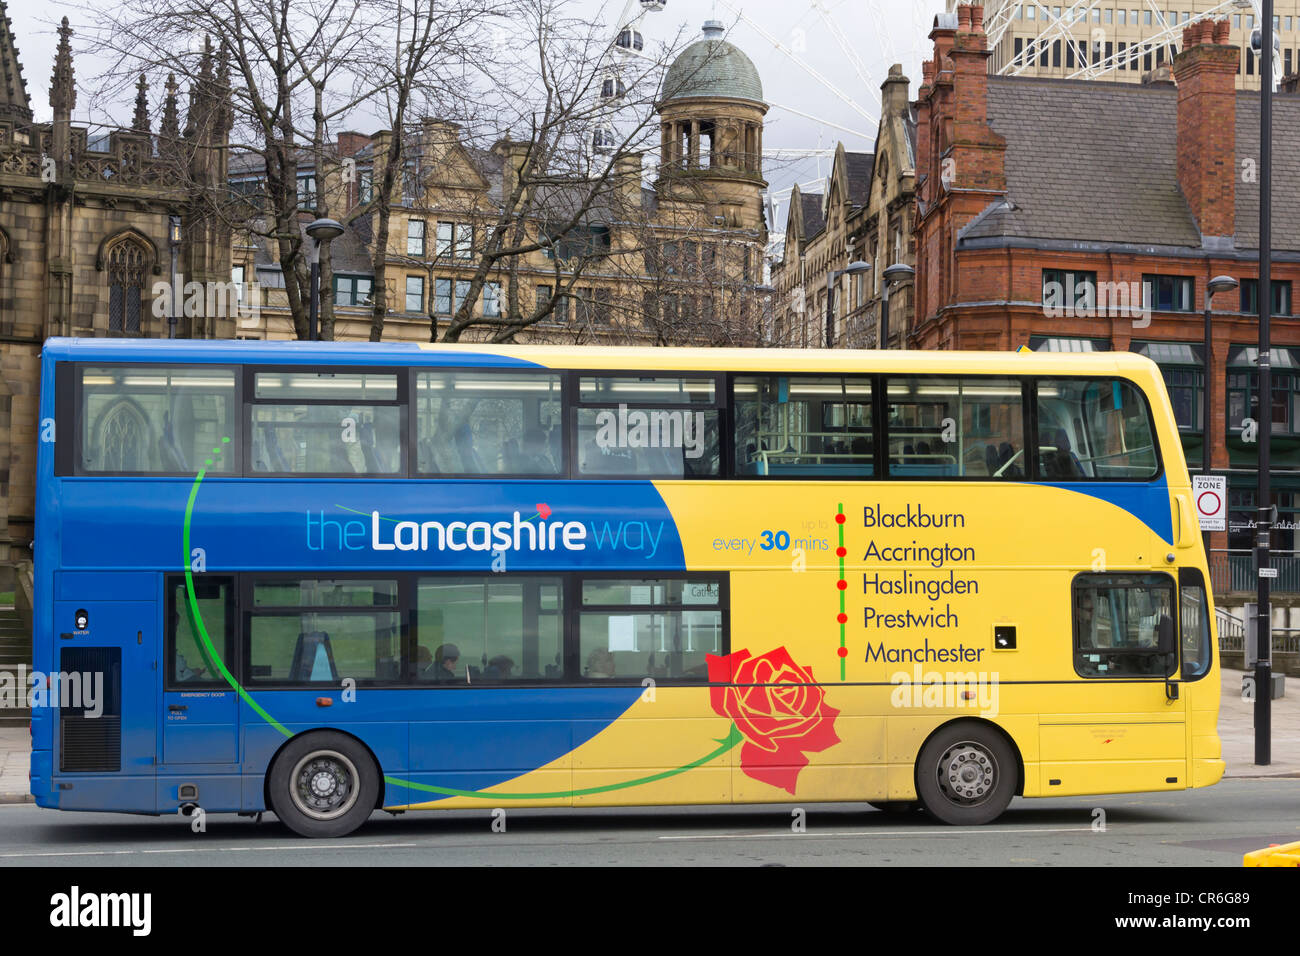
[58,646,122,773]
[60,716,121,773]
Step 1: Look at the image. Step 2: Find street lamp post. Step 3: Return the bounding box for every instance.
[1256,0,1275,766]
[167,215,182,339]
[1202,276,1238,556]
[825,260,870,349]
[305,218,345,342]
[880,263,916,350]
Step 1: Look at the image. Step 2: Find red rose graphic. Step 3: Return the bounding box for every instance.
[707,647,841,795]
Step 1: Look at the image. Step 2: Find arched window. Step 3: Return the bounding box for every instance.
[93,399,153,471]
[107,239,148,334]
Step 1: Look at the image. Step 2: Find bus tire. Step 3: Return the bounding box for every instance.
[914,723,1016,826]
[867,801,921,814]
[268,732,378,838]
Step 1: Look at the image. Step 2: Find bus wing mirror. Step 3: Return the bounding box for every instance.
[1157,614,1179,699]
[1157,614,1175,657]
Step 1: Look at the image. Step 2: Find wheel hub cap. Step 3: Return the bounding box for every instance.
[290,751,360,821]
[940,743,997,804]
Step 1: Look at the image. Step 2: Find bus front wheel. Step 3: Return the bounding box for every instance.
[268,732,379,838]
[915,723,1016,826]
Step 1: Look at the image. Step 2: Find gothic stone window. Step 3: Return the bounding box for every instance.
[108,239,149,334]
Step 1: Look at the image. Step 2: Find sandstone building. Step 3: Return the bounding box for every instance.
[233,21,772,348]
[770,64,918,350]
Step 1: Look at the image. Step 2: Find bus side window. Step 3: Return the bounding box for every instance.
[250,371,402,476]
[80,366,238,475]
[246,579,400,684]
[885,377,1023,479]
[733,375,874,478]
[415,371,564,477]
[167,576,234,688]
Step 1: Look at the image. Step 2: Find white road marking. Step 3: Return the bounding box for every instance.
[0,841,420,860]
[659,826,1094,841]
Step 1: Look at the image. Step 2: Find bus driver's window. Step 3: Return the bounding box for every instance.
[1073,573,1176,678]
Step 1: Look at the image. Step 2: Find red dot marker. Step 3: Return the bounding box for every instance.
[837,646,848,658]
[836,579,847,590]
[835,513,846,524]
[837,612,848,624]
[836,546,847,558]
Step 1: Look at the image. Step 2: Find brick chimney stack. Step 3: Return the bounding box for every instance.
[948,3,1006,193]
[1172,18,1239,243]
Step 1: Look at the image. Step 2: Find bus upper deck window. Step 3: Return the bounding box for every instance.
[416,371,563,476]
[251,371,402,476]
[1037,379,1158,481]
[733,375,873,478]
[576,375,721,478]
[78,366,237,474]
[885,378,1023,479]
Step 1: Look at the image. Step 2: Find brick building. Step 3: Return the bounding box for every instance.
[913,4,1300,610]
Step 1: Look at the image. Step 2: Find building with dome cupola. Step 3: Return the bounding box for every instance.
[655,20,769,238]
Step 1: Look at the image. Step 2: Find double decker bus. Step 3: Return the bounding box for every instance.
[30,338,1222,837]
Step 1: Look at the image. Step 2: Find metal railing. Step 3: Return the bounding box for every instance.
[1210,549,1300,595]
[1214,606,1300,654]
[1217,606,1246,652]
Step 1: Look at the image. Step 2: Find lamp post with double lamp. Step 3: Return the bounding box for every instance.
[305,217,345,342]
[879,263,916,349]
[825,260,870,349]
[167,215,182,339]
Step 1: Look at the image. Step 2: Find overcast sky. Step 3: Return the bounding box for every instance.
[8,0,947,225]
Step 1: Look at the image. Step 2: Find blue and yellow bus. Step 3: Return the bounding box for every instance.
[30,337,1222,836]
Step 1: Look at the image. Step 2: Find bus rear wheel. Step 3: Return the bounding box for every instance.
[915,723,1016,826]
[268,732,378,838]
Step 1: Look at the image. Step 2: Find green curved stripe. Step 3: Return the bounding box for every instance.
[183,465,292,737]
[181,449,738,801]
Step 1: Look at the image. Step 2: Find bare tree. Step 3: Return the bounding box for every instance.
[377,0,769,345]
[352,0,505,341]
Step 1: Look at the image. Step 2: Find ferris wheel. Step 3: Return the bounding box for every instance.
[586,1,940,253]
[984,1,1279,84]
[588,0,669,156]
